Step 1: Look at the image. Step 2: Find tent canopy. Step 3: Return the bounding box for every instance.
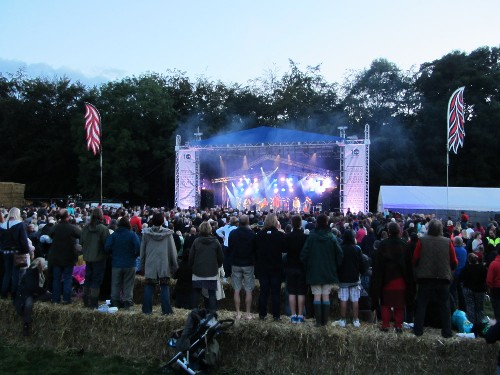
[378,186,500,213]
[190,126,343,146]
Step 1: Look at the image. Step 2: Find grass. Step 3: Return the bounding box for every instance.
[0,342,161,375]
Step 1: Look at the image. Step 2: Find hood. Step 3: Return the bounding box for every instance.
[85,223,105,233]
[0,220,22,229]
[311,228,333,242]
[197,235,218,245]
[144,226,173,241]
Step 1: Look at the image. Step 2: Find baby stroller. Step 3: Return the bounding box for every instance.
[161,308,234,374]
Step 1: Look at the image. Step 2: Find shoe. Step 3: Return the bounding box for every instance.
[297,315,305,323]
[352,319,361,328]
[380,327,389,332]
[395,327,403,334]
[332,319,346,328]
[290,315,298,324]
[273,316,281,322]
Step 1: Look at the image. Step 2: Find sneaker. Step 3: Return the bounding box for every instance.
[332,319,346,328]
[297,315,305,323]
[290,315,298,324]
[352,319,361,328]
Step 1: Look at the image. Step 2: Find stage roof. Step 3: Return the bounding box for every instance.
[378,186,500,213]
[190,126,343,147]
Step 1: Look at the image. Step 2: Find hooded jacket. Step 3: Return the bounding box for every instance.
[105,227,141,268]
[189,235,223,278]
[0,220,30,254]
[140,226,178,280]
[80,222,109,262]
[300,228,343,285]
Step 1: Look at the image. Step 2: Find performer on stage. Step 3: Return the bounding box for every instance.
[243,197,252,211]
[303,196,312,213]
[282,197,290,212]
[236,197,243,210]
[292,196,301,212]
[272,193,281,211]
[259,197,269,211]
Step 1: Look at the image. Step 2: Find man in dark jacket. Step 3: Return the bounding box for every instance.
[48,209,81,304]
[413,219,458,338]
[254,213,286,321]
[300,214,343,327]
[228,214,255,320]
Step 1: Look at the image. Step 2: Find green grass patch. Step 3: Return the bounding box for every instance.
[0,342,161,375]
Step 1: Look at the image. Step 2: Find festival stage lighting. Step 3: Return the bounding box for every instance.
[274,188,278,194]
[281,188,286,192]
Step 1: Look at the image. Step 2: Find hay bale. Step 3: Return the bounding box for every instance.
[0,299,497,374]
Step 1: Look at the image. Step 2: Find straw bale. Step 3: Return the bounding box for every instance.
[0,299,497,374]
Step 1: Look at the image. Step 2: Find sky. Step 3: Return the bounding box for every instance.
[0,0,499,87]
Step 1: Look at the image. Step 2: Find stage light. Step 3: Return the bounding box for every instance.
[281,188,286,192]
[289,188,294,192]
[273,188,278,194]
[254,177,258,182]
[280,177,286,182]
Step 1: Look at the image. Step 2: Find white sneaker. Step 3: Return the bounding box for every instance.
[332,319,346,328]
[352,319,361,328]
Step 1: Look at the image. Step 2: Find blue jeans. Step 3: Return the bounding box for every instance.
[52,265,74,303]
[143,282,173,315]
[84,260,106,289]
[192,288,216,313]
[258,274,281,319]
[222,246,232,278]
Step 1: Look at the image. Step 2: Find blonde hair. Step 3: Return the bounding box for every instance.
[199,221,212,236]
[264,213,278,229]
[7,207,21,221]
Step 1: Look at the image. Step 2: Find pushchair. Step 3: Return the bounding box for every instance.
[161,309,234,374]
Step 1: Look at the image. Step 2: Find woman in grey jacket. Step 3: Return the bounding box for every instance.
[190,221,224,313]
[140,212,178,314]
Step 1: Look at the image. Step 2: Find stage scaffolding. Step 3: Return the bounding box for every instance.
[175,126,370,213]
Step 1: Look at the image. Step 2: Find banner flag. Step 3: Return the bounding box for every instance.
[84,102,101,155]
[447,87,466,154]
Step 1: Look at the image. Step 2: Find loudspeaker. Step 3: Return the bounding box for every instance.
[200,189,214,209]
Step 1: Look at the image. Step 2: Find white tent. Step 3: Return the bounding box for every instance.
[377,186,500,213]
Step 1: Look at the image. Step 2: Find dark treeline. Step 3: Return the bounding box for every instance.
[0,47,499,209]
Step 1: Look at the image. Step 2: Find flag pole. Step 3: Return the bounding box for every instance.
[100,149,103,206]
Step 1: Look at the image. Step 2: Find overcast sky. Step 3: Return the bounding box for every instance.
[1,0,499,86]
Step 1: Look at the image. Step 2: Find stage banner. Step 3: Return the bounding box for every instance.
[343,144,367,214]
[176,150,197,208]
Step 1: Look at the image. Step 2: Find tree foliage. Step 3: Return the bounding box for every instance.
[0,47,498,208]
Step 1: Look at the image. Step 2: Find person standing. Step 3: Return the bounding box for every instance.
[80,208,109,308]
[334,229,368,328]
[254,213,286,321]
[215,216,238,281]
[228,214,256,320]
[141,212,178,315]
[460,253,487,333]
[301,214,343,327]
[412,219,458,338]
[370,222,414,332]
[48,209,81,304]
[105,216,140,309]
[0,207,30,300]
[190,221,224,313]
[284,215,308,324]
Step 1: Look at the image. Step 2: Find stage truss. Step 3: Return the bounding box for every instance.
[175,125,370,213]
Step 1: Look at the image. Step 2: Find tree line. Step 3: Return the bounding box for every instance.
[0,46,498,209]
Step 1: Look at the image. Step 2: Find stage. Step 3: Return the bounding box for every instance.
[175,126,370,214]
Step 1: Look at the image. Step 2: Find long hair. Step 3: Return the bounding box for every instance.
[7,207,21,221]
[264,213,278,229]
[90,208,103,226]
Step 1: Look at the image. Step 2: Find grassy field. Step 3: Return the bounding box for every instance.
[0,343,161,375]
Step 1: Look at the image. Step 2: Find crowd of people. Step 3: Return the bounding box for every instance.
[1,203,500,346]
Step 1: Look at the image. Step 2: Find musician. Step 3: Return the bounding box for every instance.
[292,197,301,212]
[303,196,312,213]
[272,194,281,211]
[259,197,269,211]
[243,197,252,211]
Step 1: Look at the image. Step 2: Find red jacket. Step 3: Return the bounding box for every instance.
[487,255,500,289]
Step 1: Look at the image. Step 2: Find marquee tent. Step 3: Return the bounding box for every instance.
[377,186,500,222]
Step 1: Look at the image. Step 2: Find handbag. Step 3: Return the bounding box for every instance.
[14,253,28,268]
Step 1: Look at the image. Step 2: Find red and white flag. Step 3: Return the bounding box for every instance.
[84,103,101,155]
[447,87,466,154]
